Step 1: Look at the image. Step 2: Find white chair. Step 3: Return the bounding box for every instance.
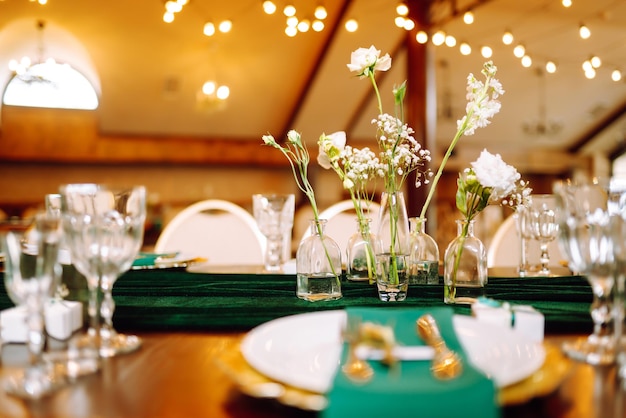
[154,199,266,265]
[487,214,564,268]
[299,200,381,255]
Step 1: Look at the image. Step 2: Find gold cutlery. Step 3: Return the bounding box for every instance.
[341,316,374,383]
[416,314,463,380]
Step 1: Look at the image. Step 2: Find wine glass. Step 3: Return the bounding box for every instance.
[60,184,146,359]
[527,194,560,276]
[252,194,294,272]
[554,180,617,365]
[1,212,67,399]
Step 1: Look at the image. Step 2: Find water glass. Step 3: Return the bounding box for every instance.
[527,194,559,276]
[376,254,408,302]
[252,194,294,272]
[1,212,66,399]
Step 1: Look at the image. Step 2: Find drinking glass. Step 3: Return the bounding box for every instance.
[1,212,66,399]
[60,184,146,359]
[555,181,616,365]
[252,194,294,272]
[527,194,560,276]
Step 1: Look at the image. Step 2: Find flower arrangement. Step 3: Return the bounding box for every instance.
[317,46,433,289]
[445,149,531,302]
[420,61,504,220]
[261,130,340,283]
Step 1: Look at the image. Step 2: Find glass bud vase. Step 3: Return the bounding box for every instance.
[377,191,410,256]
[443,220,487,304]
[346,218,380,283]
[296,219,342,302]
[408,217,440,284]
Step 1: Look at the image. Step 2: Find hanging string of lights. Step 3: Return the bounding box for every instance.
[394,0,624,83]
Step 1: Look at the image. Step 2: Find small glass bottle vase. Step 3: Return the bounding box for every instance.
[346,218,379,283]
[443,220,487,304]
[296,219,342,302]
[408,217,439,284]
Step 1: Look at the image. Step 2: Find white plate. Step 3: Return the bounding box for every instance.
[240,310,545,394]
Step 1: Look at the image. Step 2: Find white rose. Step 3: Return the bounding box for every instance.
[346,46,391,77]
[317,131,346,169]
[471,149,520,200]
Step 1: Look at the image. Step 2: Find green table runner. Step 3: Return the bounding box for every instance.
[0,268,593,334]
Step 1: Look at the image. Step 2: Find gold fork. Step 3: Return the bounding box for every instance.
[416,314,463,380]
[341,316,374,383]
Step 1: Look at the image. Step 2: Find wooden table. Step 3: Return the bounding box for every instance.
[0,332,624,418]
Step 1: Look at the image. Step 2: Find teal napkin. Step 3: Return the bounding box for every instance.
[132,252,178,267]
[322,307,499,418]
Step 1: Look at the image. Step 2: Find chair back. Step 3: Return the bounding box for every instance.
[155,199,266,265]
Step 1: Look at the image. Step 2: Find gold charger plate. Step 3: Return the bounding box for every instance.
[215,341,572,411]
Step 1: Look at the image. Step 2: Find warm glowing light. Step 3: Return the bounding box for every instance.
[202,81,216,95]
[432,30,445,46]
[312,20,325,31]
[263,1,277,14]
[395,17,406,28]
[545,61,557,73]
[582,60,593,72]
[584,68,596,79]
[216,85,230,100]
[480,46,492,58]
[611,69,622,82]
[513,44,525,58]
[403,19,415,31]
[459,42,471,55]
[396,3,409,16]
[286,16,298,27]
[285,26,297,37]
[415,31,428,44]
[165,1,182,13]
[502,31,513,45]
[314,6,327,20]
[579,24,591,39]
[38,0,48,4]
[521,55,532,67]
[218,20,232,33]
[297,19,310,32]
[590,55,601,68]
[283,5,296,17]
[203,22,216,36]
[345,19,358,32]
[445,35,456,47]
[463,11,474,24]
[562,0,572,7]
[163,11,175,23]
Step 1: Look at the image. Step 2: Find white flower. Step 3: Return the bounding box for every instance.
[317,131,346,169]
[346,45,391,78]
[471,149,521,201]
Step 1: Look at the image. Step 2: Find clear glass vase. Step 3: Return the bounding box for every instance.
[377,191,410,256]
[444,220,487,304]
[408,217,439,284]
[296,219,342,302]
[346,218,380,283]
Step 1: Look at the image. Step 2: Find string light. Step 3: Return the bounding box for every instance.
[521,55,532,67]
[403,18,415,31]
[590,55,602,68]
[283,5,296,17]
[262,1,277,15]
[459,42,471,55]
[312,20,324,32]
[513,44,526,58]
[445,35,456,48]
[579,24,591,39]
[163,0,188,23]
[480,46,492,58]
[345,19,358,32]
[396,3,409,16]
[545,61,557,73]
[502,30,514,45]
[463,11,474,25]
[415,31,428,44]
[314,5,327,20]
[611,69,622,82]
[432,30,446,46]
[562,0,572,7]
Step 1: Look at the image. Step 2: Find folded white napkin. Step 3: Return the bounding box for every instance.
[471,297,544,343]
[1,300,83,343]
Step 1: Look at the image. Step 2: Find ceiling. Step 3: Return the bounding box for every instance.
[0,0,625,174]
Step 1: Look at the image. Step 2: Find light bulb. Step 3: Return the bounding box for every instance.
[396,3,408,16]
[545,61,557,73]
[611,69,622,82]
[403,19,415,31]
[163,11,175,23]
[283,5,296,17]
[502,31,513,45]
[513,44,525,58]
[395,17,405,28]
[312,20,325,31]
[285,26,297,37]
[218,20,232,33]
[202,81,216,95]
[584,68,596,79]
[314,5,327,20]
[297,19,310,32]
[432,30,445,46]
[459,42,471,55]
[579,24,591,39]
[481,46,492,58]
[286,16,298,27]
[262,1,277,14]
[345,19,358,32]
[521,55,532,67]
[590,56,601,68]
[203,22,216,36]
[445,35,456,47]
[165,1,182,13]
[415,31,428,44]
[463,11,474,25]
[216,85,230,100]
[562,0,572,7]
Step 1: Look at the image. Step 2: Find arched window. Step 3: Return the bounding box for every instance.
[3,60,99,110]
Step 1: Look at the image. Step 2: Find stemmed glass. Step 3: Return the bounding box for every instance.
[527,194,560,276]
[60,184,146,359]
[555,180,616,365]
[1,212,66,399]
[252,194,295,272]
